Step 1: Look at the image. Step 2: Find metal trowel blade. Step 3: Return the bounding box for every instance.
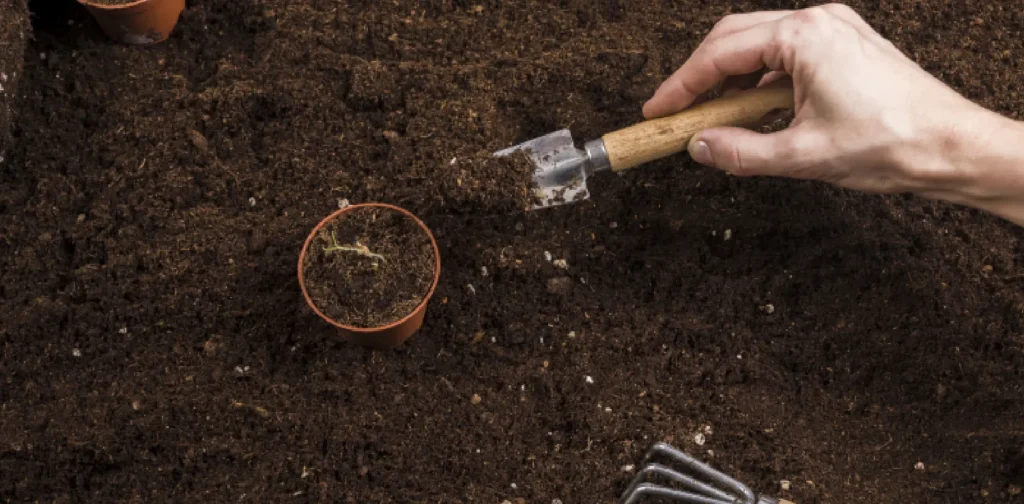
[493,129,591,210]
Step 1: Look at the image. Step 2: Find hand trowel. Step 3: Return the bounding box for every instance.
[494,80,794,209]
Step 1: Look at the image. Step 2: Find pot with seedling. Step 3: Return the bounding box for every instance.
[78,0,185,45]
[298,203,441,350]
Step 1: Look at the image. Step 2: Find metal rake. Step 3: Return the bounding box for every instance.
[620,442,793,504]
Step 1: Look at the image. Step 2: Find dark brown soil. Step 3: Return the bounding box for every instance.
[302,206,436,328]
[2,1,1023,503]
[0,0,27,158]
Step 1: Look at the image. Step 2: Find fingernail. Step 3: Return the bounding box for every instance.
[690,139,714,166]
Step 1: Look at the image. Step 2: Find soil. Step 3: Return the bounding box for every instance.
[0,0,27,159]
[302,205,436,328]
[2,1,1023,503]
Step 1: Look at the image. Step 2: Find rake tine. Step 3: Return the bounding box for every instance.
[621,483,737,504]
[620,463,737,503]
[644,442,757,504]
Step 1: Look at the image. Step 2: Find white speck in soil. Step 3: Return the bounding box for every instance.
[622,465,635,472]
[118,326,128,334]
[480,266,488,277]
[604,407,612,413]
[71,348,82,358]
[568,331,576,338]
[609,221,618,228]
[510,483,517,489]
[539,337,544,344]
[466,284,476,295]
[337,198,351,209]
[544,251,553,262]
[914,461,925,471]
[552,500,563,504]
[707,450,715,457]
[553,259,568,269]
[723,229,733,241]
[585,376,594,384]
[39,53,46,60]
[737,354,742,360]
[711,230,717,236]
[694,433,706,446]
[780,480,791,491]
[761,303,775,314]
[704,425,713,435]
[449,157,457,165]
[248,197,256,207]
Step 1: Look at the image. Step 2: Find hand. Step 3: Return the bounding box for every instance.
[644,4,1024,225]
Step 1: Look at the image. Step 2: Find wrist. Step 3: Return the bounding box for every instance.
[905,106,1024,225]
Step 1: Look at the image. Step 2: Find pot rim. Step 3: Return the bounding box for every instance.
[297,203,441,333]
[77,0,158,10]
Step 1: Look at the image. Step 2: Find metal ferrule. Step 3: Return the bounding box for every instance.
[584,138,611,173]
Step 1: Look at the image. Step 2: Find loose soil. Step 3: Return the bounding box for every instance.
[302,206,436,328]
[0,0,27,158]
[2,1,1023,503]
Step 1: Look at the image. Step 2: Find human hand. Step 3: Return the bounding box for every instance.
[645,4,1024,224]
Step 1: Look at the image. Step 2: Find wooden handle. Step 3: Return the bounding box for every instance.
[603,82,795,172]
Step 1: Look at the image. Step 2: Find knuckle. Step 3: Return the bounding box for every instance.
[711,15,737,33]
[789,8,826,25]
[822,3,858,18]
[724,144,750,177]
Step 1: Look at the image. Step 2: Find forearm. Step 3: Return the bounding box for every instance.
[958,113,1024,226]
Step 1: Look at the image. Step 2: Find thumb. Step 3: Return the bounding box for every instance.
[687,127,817,178]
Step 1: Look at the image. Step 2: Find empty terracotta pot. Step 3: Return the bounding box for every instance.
[78,0,185,45]
[298,204,441,350]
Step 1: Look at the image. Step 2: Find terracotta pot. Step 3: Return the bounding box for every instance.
[78,0,185,45]
[298,203,441,350]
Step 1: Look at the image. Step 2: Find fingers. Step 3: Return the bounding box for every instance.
[758,70,789,87]
[687,126,829,181]
[643,21,788,118]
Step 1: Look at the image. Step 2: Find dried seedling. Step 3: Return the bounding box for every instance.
[322,230,387,269]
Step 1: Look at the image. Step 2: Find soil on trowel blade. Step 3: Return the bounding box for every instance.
[1,1,1022,504]
[303,206,435,328]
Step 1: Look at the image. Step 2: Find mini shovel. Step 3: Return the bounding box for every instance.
[494,81,795,209]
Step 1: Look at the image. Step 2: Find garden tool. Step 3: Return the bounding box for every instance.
[620,442,795,504]
[494,80,794,209]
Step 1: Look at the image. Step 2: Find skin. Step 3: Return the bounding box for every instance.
[643,4,1024,226]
